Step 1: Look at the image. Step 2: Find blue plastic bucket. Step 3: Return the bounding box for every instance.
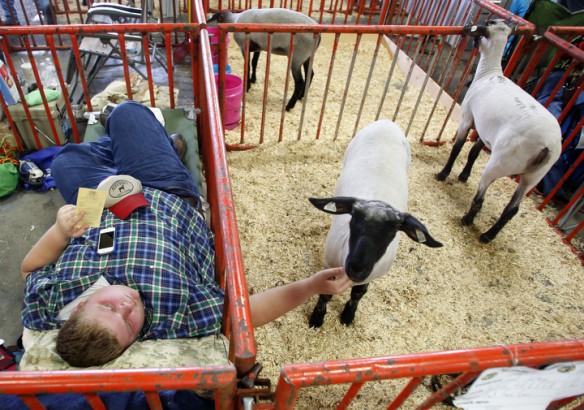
[213,64,232,75]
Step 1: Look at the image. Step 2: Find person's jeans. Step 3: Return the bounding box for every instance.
[52,101,199,204]
[1,0,54,24]
[36,0,55,24]
[1,0,19,24]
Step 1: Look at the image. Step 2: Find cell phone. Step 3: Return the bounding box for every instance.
[97,227,116,255]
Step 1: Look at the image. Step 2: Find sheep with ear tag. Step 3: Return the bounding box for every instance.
[309,119,443,328]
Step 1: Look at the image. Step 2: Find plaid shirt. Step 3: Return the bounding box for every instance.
[22,187,224,341]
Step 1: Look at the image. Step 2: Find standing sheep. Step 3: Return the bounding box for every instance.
[436,20,562,243]
[207,9,320,111]
[309,120,443,328]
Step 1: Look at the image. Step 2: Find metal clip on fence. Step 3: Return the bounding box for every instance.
[238,362,275,406]
[239,362,263,389]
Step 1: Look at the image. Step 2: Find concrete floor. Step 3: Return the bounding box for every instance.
[0,188,64,347]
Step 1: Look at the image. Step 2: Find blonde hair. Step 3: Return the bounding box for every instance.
[56,308,126,367]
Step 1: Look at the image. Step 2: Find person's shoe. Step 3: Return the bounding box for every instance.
[99,103,117,128]
[170,133,186,161]
[44,4,56,24]
[1,19,20,26]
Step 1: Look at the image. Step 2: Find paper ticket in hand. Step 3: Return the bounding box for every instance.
[76,188,107,227]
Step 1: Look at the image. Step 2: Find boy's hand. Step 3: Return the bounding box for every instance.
[56,205,89,239]
[21,205,90,279]
[310,267,353,295]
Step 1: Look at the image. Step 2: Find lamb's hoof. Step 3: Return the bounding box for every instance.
[340,310,355,326]
[461,214,474,226]
[435,171,448,181]
[479,232,494,243]
[340,316,354,326]
[309,312,325,328]
[458,172,469,182]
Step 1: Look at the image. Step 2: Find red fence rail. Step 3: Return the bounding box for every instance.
[0,366,238,409]
[199,26,257,376]
[272,339,584,409]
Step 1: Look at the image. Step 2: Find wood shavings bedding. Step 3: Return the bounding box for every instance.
[222,33,451,145]
[223,35,583,408]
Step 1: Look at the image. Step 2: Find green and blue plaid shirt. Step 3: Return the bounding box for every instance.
[22,187,224,341]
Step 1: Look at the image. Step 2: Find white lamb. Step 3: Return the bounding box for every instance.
[309,120,443,328]
[207,9,320,111]
[436,20,562,243]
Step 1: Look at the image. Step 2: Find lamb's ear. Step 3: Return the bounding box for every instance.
[309,197,356,215]
[206,11,225,23]
[462,24,489,38]
[399,214,443,248]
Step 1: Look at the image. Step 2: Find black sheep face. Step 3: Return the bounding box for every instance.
[462,19,512,49]
[309,197,443,283]
[345,200,403,282]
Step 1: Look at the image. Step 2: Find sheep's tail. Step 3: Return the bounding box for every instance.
[529,147,550,169]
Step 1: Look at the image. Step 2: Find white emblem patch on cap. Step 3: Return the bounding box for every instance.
[109,180,135,199]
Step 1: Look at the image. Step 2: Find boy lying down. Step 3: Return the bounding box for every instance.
[20,101,352,367]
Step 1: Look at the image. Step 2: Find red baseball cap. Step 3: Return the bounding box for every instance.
[97,175,149,219]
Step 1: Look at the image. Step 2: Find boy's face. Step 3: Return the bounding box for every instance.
[78,285,145,348]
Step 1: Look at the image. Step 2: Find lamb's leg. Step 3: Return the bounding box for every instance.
[250,51,260,85]
[244,51,260,92]
[436,119,472,181]
[461,191,484,226]
[481,148,554,242]
[459,137,484,182]
[340,284,369,326]
[480,176,531,243]
[245,52,252,92]
[301,59,315,99]
[309,294,332,328]
[461,158,503,226]
[286,64,304,111]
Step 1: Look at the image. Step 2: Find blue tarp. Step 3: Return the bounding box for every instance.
[536,70,584,201]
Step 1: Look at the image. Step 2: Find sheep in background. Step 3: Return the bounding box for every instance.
[207,9,320,111]
[309,120,443,328]
[436,20,562,243]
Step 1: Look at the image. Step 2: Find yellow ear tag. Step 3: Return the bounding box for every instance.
[324,202,337,212]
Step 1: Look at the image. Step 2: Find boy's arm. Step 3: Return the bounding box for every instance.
[249,267,352,328]
[21,205,88,279]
